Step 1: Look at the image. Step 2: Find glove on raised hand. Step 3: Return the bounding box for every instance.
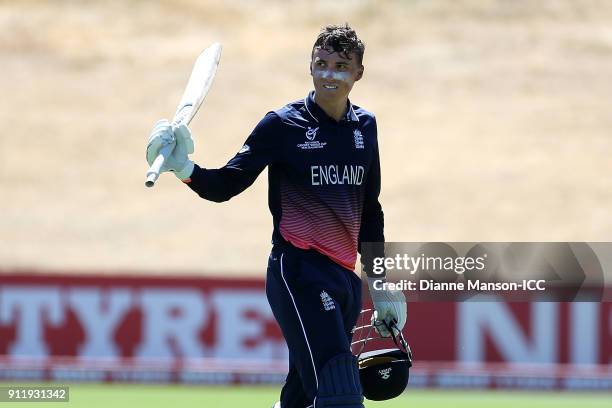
[170,123,195,180]
[146,119,195,180]
[367,277,407,337]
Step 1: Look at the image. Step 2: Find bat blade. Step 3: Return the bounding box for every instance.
[172,42,222,127]
[145,42,223,187]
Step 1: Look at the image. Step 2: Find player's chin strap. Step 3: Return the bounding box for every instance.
[383,319,412,360]
[351,309,412,360]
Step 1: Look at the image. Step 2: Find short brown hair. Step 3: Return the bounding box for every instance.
[312,23,365,65]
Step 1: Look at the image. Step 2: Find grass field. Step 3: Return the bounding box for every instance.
[1,384,610,408]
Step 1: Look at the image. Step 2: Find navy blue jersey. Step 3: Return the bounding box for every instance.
[185,91,384,271]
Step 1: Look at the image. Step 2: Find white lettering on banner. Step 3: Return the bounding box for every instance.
[0,287,64,357]
[1,282,606,366]
[458,302,558,364]
[135,289,208,359]
[69,289,131,358]
[211,290,287,360]
[570,303,599,365]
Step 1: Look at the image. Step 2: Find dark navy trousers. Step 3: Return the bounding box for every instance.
[266,243,363,408]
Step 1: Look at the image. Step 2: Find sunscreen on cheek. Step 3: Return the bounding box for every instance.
[314,70,352,83]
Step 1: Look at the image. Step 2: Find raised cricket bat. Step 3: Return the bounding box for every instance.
[145,42,223,187]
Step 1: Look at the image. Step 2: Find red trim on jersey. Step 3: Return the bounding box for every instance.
[280,230,356,272]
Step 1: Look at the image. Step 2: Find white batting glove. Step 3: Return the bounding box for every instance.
[367,277,407,337]
[171,124,195,180]
[146,120,194,180]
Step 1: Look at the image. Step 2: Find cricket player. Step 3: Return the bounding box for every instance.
[147,24,406,408]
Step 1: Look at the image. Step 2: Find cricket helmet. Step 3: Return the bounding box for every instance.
[352,309,413,401]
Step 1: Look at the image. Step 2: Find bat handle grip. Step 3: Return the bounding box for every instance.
[145,143,174,187]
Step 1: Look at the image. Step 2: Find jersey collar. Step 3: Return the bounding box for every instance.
[304,91,359,124]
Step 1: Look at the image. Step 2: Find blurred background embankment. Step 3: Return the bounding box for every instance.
[1,0,611,275]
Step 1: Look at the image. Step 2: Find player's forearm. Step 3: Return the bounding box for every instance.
[185,163,257,203]
[359,205,384,242]
[358,202,384,246]
[359,202,385,279]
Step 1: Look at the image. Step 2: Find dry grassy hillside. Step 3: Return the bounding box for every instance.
[1,0,611,275]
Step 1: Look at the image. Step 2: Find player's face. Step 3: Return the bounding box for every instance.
[310,47,363,103]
